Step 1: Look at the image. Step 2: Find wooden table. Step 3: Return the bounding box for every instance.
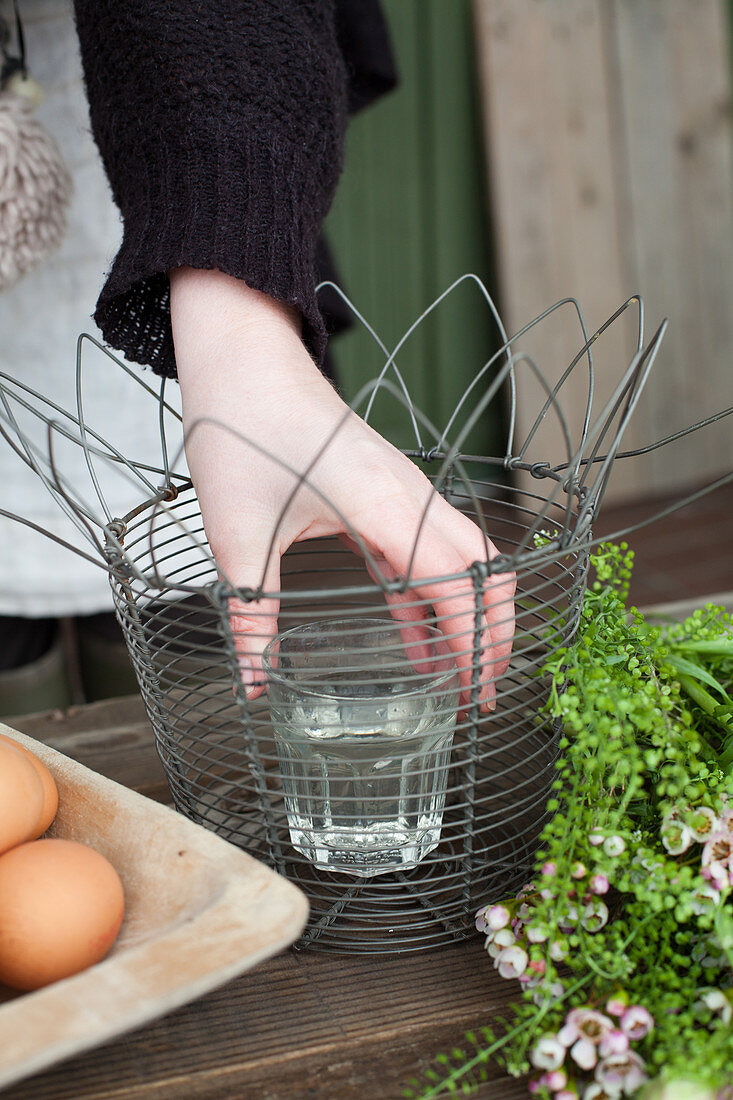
[5,697,528,1100]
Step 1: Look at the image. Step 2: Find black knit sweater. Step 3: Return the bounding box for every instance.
[72,1,394,378]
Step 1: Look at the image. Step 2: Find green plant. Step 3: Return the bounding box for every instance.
[405,543,733,1100]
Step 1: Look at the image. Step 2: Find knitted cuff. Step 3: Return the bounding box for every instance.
[94,126,333,378]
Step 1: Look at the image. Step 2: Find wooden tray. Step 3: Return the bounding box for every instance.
[0,724,309,1092]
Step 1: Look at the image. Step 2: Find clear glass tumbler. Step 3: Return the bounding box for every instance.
[263,617,460,877]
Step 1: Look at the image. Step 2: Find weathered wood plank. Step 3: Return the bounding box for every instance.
[4,937,525,1100]
[608,0,733,492]
[472,0,642,501]
[473,0,733,502]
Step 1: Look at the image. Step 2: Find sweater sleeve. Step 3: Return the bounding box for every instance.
[73,0,349,377]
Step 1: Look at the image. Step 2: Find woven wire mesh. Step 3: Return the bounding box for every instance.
[1,277,730,952]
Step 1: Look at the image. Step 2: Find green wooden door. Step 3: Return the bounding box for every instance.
[325,0,503,461]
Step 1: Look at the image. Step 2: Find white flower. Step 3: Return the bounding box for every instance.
[530,1033,566,1070]
[688,806,718,843]
[604,835,626,858]
[559,1008,614,1048]
[496,944,528,979]
[582,899,609,933]
[695,831,730,875]
[661,818,693,856]
[701,860,730,892]
[688,882,721,916]
[550,939,569,961]
[487,927,516,957]
[558,903,580,933]
[527,925,548,944]
[694,987,732,1025]
[583,1084,622,1100]
[571,1036,598,1070]
[620,1005,654,1040]
[598,1030,629,1058]
[596,1051,648,1095]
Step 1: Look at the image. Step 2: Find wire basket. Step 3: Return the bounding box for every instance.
[1,277,730,952]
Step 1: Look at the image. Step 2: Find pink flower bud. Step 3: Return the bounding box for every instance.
[528,958,546,975]
[589,832,604,846]
[542,861,557,877]
[485,904,511,931]
[572,861,587,879]
[590,873,610,895]
[605,994,628,1017]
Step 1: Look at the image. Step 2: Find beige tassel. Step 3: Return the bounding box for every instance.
[0,80,72,291]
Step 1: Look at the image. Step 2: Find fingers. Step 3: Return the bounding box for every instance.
[222,550,281,701]
[481,568,517,682]
[416,575,496,712]
[338,533,435,667]
[429,499,517,689]
[369,493,516,714]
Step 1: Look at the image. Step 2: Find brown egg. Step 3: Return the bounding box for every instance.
[0,734,58,836]
[0,742,44,855]
[0,838,125,991]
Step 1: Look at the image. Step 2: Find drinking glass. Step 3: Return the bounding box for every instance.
[263,617,460,876]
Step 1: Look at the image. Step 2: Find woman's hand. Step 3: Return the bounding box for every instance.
[170,268,515,710]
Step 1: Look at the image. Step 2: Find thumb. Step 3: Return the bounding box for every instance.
[223,549,282,701]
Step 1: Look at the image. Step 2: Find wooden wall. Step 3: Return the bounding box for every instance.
[473,0,733,501]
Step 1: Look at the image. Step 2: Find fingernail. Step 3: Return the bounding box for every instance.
[481,680,497,714]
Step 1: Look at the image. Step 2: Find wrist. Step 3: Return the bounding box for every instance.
[169,266,337,421]
[169,267,308,374]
